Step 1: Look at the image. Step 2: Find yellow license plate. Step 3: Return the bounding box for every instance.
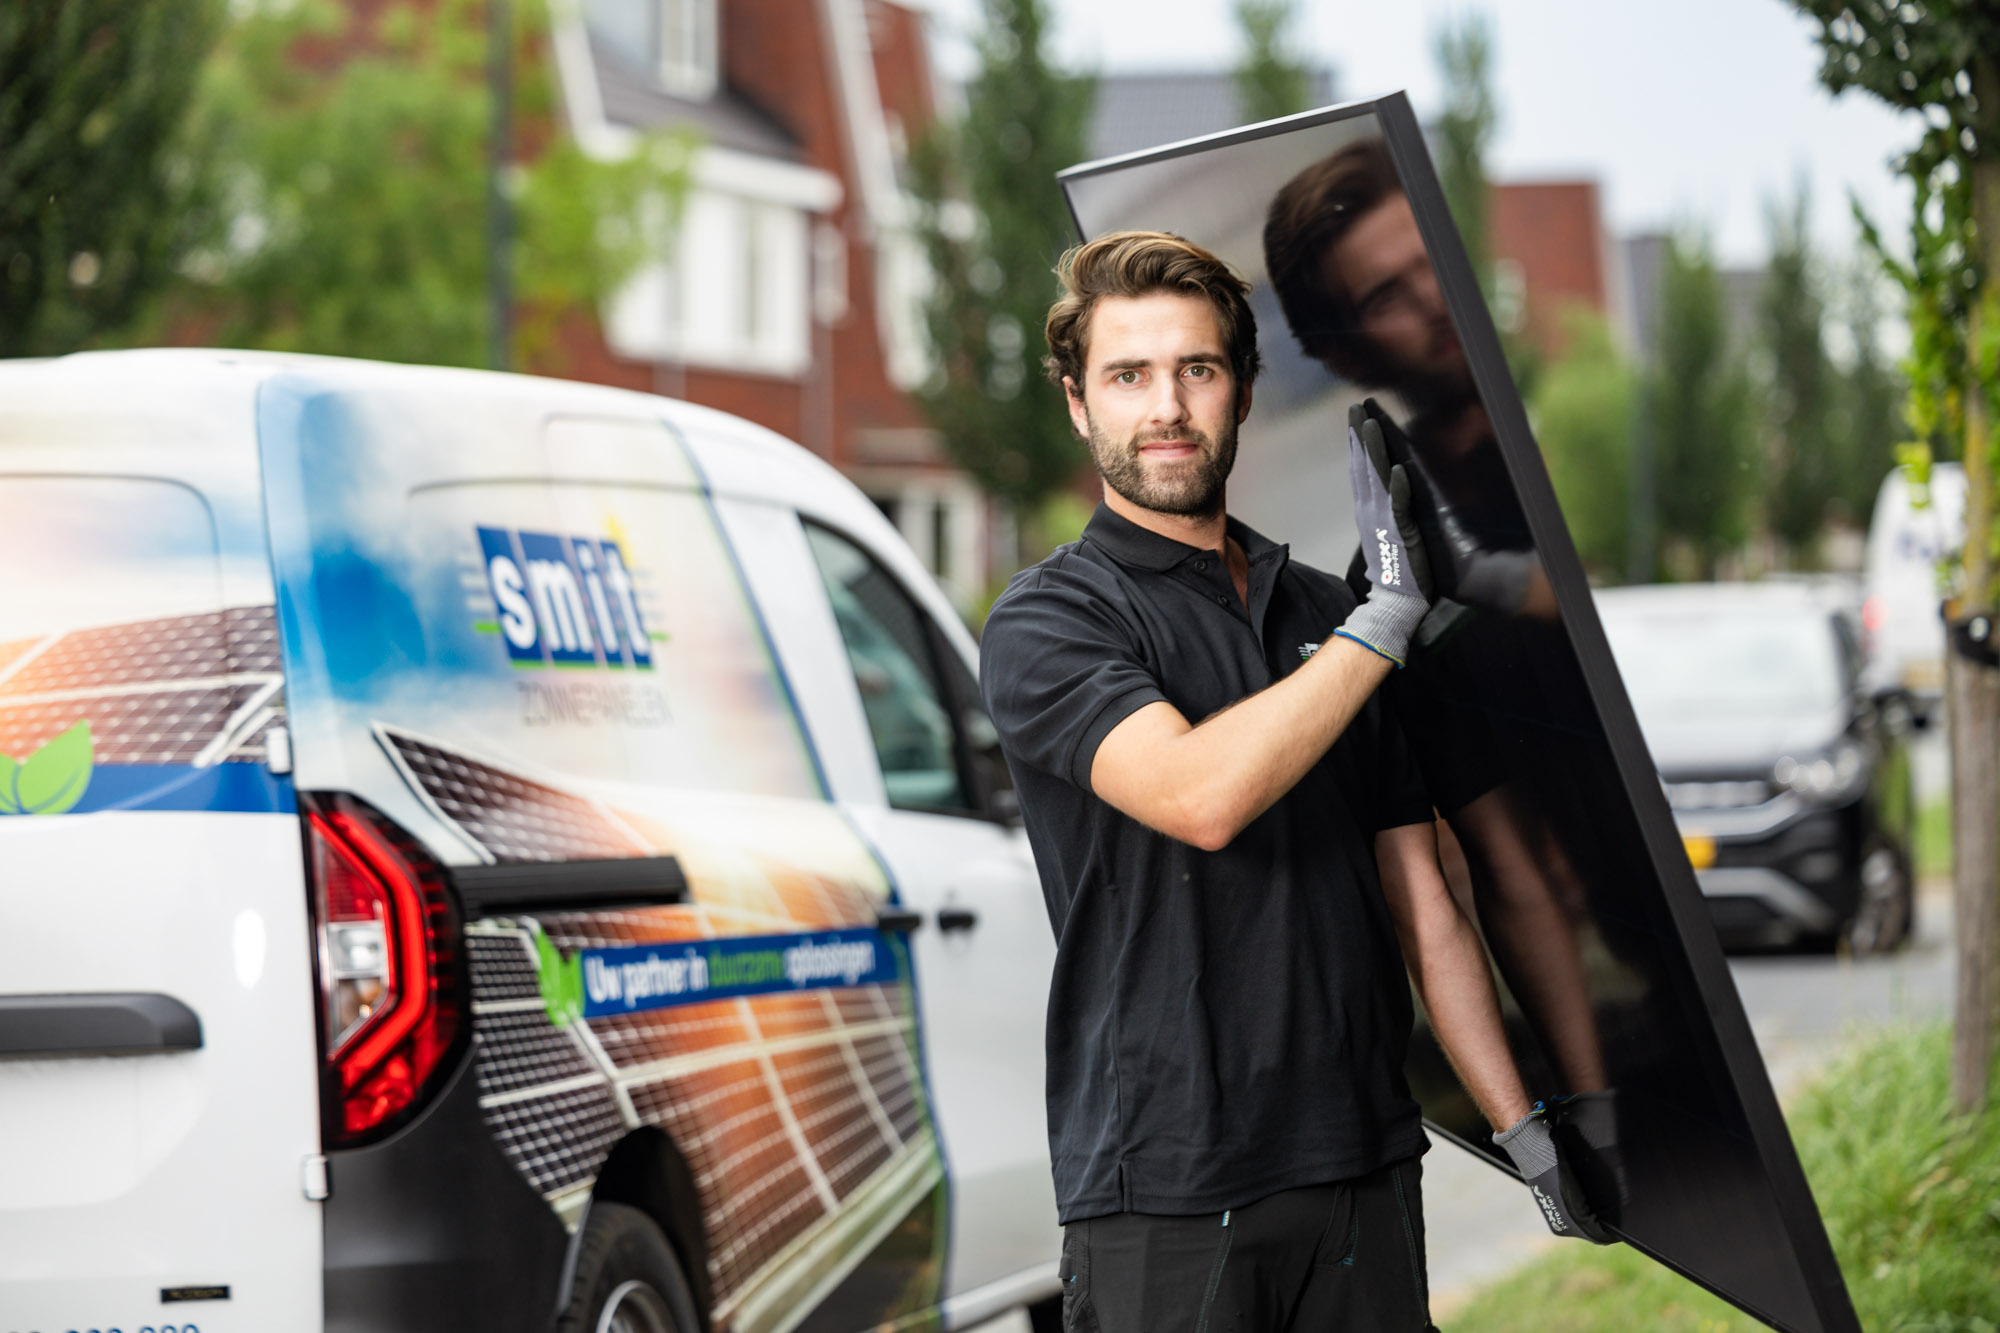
[1682,834,1716,870]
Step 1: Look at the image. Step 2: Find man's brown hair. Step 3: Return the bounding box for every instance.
[1262,137,1403,386]
[1043,231,1261,395]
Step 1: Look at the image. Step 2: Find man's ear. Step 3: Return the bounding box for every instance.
[1063,375,1090,440]
[1236,380,1254,425]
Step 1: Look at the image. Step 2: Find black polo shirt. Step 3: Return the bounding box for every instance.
[980,504,1433,1224]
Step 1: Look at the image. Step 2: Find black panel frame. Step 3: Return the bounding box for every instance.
[1056,93,1859,1333]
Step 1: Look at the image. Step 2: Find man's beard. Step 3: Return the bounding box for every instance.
[1085,411,1239,519]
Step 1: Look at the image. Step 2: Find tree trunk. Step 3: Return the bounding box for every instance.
[1950,70,2000,1116]
[1949,646,2000,1113]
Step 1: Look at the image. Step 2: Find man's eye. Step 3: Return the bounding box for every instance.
[1115,370,1140,385]
[1184,365,1213,379]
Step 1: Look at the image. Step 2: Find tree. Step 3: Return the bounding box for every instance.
[1433,12,1496,295]
[1789,0,2000,1115]
[1533,309,1634,580]
[1232,0,1311,125]
[909,0,1095,540]
[182,0,687,369]
[1825,255,1905,521]
[1646,230,1757,580]
[1758,185,1840,564]
[0,0,226,356]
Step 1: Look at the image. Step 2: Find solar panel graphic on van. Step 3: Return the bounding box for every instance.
[383,727,940,1333]
[0,604,290,814]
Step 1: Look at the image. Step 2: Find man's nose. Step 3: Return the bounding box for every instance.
[1145,374,1191,424]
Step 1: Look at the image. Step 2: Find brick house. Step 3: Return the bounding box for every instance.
[545,0,993,610]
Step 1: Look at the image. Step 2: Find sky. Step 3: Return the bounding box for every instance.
[917,0,1926,271]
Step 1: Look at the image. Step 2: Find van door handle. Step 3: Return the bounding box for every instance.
[936,907,979,934]
[874,907,925,933]
[0,992,203,1058]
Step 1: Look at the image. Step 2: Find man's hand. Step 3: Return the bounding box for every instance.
[1494,1104,1615,1244]
[1335,405,1433,667]
[1356,397,1550,620]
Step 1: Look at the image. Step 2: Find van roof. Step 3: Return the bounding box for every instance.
[0,347,868,512]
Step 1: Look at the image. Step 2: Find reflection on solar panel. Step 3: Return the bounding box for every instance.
[0,606,284,765]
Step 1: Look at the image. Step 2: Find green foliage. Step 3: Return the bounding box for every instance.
[0,722,94,816]
[187,0,688,369]
[908,0,1095,522]
[1646,230,1757,579]
[1532,310,1634,580]
[1433,13,1496,293]
[1231,0,1312,126]
[1449,1024,2000,1333]
[0,0,226,357]
[1759,186,1842,561]
[1790,0,2000,607]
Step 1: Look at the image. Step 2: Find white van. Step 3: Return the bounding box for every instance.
[0,351,1059,1333]
[1862,460,1966,705]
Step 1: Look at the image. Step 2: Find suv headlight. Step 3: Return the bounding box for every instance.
[1773,741,1867,804]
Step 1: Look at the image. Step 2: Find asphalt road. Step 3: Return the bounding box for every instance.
[1423,880,1958,1315]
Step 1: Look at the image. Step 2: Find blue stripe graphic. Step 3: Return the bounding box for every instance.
[578,927,898,1018]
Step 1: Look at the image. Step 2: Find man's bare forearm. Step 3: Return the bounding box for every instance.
[1376,824,1533,1131]
[1091,636,1393,850]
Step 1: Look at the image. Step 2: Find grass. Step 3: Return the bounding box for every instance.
[1446,1025,2000,1333]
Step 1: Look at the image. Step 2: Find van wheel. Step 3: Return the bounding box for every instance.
[558,1202,699,1333]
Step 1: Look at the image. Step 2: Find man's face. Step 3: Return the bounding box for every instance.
[1323,192,1468,396]
[1062,291,1248,520]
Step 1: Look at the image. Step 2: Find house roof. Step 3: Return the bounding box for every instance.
[588,31,802,161]
[1085,68,1338,163]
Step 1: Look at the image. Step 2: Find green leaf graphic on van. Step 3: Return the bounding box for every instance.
[534,927,585,1028]
[0,722,94,816]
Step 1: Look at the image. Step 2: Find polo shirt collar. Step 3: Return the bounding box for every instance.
[1082,502,1287,572]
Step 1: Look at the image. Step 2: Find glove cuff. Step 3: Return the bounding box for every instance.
[1335,591,1428,668]
[1493,1109,1558,1179]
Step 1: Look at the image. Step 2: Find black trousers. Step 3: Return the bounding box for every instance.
[1056,1156,1440,1333]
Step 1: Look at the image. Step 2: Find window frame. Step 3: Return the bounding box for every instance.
[800,518,1014,825]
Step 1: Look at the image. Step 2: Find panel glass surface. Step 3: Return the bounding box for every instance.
[1062,101,1857,1333]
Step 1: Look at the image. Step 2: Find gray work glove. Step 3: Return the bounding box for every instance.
[1335,405,1433,667]
[1548,1090,1628,1220]
[1494,1103,1615,1244]
[1357,397,1542,617]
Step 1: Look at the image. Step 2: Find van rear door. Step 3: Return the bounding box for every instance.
[0,422,321,1328]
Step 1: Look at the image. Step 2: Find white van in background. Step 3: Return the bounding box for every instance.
[1862,461,1965,707]
[0,350,1059,1333]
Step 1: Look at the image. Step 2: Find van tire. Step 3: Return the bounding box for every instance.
[557,1201,700,1333]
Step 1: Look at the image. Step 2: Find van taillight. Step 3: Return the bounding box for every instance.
[305,795,464,1146]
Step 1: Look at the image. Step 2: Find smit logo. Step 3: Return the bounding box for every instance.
[476,527,655,669]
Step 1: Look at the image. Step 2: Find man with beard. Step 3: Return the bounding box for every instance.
[979,232,1596,1333]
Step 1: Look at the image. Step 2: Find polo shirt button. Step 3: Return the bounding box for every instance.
[1195,559,1207,571]
[1217,594,1228,605]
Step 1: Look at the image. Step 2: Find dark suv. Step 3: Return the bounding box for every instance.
[1596,582,1917,953]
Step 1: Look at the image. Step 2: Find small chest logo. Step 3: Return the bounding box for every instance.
[1376,528,1402,588]
[476,526,654,669]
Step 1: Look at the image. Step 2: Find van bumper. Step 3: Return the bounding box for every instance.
[324,1053,569,1332]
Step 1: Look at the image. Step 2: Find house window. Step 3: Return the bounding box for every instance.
[603,189,811,377]
[581,0,716,99]
[657,0,718,98]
